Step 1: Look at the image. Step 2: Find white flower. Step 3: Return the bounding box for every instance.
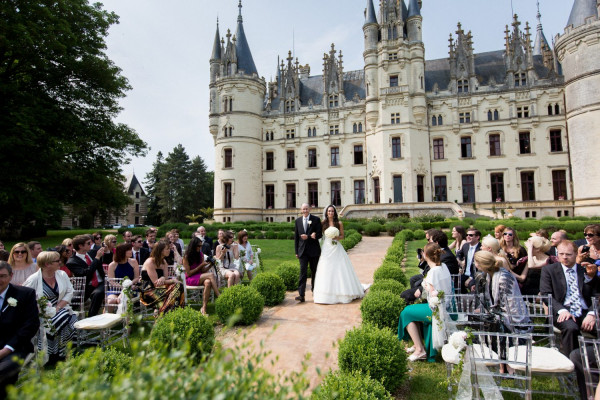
[122,279,133,289]
[448,331,468,351]
[324,226,339,239]
[7,297,17,307]
[45,304,56,318]
[307,220,312,225]
[430,290,439,298]
[256,248,261,254]
[429,296,440,307]
[441,343,462,364]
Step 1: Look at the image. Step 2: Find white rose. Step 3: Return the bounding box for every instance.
[441,343,462,364]
[429,296,440,307]
[324,227,339,239]
[449,331,467,350]
[307,220,312,225]
[256,248,261,254]
[122,279,133,289]
[45,304,56,318]
[7,297,17,307]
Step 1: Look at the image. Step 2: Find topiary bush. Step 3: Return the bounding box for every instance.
[215,285,264,325]
[275,261,300,291]
[250,272,286,306]
[150,307,214,357]
[312,370,392,400]
[412,229,425,240]
[364,222,382,237]
[338,324,407,393]
[369,278,405,297]
[360,290,406,330]
[373,263,407,286]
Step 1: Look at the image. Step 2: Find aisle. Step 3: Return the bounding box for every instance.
[218,235,394,390]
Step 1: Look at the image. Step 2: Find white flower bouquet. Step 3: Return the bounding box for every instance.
[45,303,56,318]
[324,226,340,245]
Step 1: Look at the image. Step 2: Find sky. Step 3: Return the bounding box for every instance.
[99,0,575,187]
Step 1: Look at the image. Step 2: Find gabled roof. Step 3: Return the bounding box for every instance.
[124,174,146,197]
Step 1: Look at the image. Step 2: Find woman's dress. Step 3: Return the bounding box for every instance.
[398,264,452,362]
[140,268,185,315]
[11,263,37,286]
[42,280,78,357]
[239,242,257,272]
[114,262,135,280]
[313,237,365,304]
[186,253,207,286]
[485,268,532,333]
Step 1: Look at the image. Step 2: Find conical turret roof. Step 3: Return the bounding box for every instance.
[567,0,598,28]
[234,1,258,75]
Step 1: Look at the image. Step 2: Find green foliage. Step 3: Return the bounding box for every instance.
[150,307,214,357]
[374,263,407,286]
[215,285,264,325]
[275,261,301,291]
[364,222,382,236]
[412,214,446,223]
[250,273,286,306]
[360,290,406,330]
[70,347,132,379]
[265,230,277,239]
[385,221,405,236]
[277,231,289,239]
[341,230,363,251]
[338,324,408,393]
[312,370,392,400]
[369,279,405,297]
[412,230,425,240]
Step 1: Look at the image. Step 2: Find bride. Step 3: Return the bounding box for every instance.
[313,205,365,304]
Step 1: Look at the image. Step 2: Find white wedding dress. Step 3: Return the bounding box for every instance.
[313,237,366,304]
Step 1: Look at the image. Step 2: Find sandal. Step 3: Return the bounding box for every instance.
[408,352,427,362]
[405,346,416,354]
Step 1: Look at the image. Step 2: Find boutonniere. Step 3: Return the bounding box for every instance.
[307,220,312,225]
[7,297,17,307]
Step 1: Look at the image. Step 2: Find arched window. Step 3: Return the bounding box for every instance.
[554,104,560,115]
[353,123,357,133]
[358,123,363,132]
[438,115,443,125]
[493,110,499,120]
[432,116,437,126]
[312,127,317,137]
[487,110,493,121]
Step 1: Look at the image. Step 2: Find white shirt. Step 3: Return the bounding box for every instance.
[465,244,478,277]
[559,264,593,316]
[76,252,103,283]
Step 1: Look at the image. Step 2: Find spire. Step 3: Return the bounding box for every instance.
[210,19,221,60]
[533,1,550,56]
[400,0,408,21]
[364,0,377,25]
[567,0,598,29]
[234,0,258,75]
[407,0,421,18]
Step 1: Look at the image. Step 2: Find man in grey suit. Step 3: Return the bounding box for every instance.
[294,203,322,302]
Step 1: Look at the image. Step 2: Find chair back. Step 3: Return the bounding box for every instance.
[505,294,554,348]
[167,265,176,279]
[449,274,462,294]
[444,293,486,335]
[70,276,87,318]
[578,336,600,400]
[470,331,533,399]
[593,297,600,333]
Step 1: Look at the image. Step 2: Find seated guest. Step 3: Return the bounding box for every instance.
[66,235,105,317]
[183,237,219,316]
[99,234,118,267]
[142,227,158,250]
[170,229,184,255]
[212,229,226,255]
[540,241,598,356]
[237,230,257,281]
[449,225,467,255]
[8,243,37,286]
[580,224,600,261]
[140,240,185,316]
[55,245,73,277]
[530,228,549,239]
[27,241,43,264]
[106,243,140,311]
[494,224,506,241]
[549,230,568,257]
[0,250,8,262]
[398,243,452,362]
[499,227,527,270]
[401,229,435,304]
[0,262,39,398]
[122,230,133,244]
[512,236,557,295]
[164,233,183,266]
[196,226,213,255]
[430,229,459,275]
[474,251,531,333]
[131,235,150,266]
[480,235,511,270]
[215,231,241,287]
[91,232,103,252]
[457,228,481,293]
[23,251,78,364]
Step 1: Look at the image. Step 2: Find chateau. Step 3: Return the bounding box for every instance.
[209,0,600,222]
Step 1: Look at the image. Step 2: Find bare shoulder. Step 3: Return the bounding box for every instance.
[339,221,344,229]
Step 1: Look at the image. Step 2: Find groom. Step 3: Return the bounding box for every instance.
[294,203,322,302]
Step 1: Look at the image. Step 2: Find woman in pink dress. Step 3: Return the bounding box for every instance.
[183,236,219,315]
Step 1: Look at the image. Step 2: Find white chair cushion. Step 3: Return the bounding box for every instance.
[74,313,123,330]
[508,346,574,373]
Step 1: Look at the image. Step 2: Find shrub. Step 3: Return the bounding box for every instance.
[364,222,382,236]
[312,370,392,400]
[412,229,425,240]
[277,231,288,239]
[215,285,264,325]
[70,347,132,379]
[275,261,300,291]
[338,324,407,393]
[250,273,286,306]
[265,230,277,239]
[150,307,214,357]
[369,279,405,297]
[373,263,407,286]
[254,231,264,239]
[385,221,404,236]
[360,290,406,330]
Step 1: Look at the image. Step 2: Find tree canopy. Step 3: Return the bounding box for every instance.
[0,0,147,236]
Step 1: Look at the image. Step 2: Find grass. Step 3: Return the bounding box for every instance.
[249,238,296,273]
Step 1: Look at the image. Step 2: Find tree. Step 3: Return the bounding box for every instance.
[144,152,165,226]
[0,1,147,237]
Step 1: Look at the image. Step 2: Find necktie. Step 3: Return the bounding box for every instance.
[566,268,581,318]
[135,251,140,264]
[303,217,307,232]
[86,254,99,287]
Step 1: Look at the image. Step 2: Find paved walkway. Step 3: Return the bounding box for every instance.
[218,235,394,390]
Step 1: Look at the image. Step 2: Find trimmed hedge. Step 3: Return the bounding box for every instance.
[360,290,406,330]
[275,261,301,291]
[373,263,407,286]
[250,272,286,306]
[312,370,392,400]
[341,230,363,251]
[369,279,405,297]
[150,307,214,358]
[215,285,264,325]
[364,222,382,236]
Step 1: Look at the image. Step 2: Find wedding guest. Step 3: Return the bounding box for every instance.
[183,237,219,316]
[106,243,140,311]
[480,235,511,270]
[449,225,467,255]
[549,230,567,257]
[27,241,43,264]
[131,235,150,266]
[66,235,105,317]
[91,232,103,252]
[140,240,185,316]
[99,234,118,267]
[512,236,557,295]
[164,233,183,266]
[196,226,213,251]
[398,243,452,362]
[55,245,73,277]
[429,229,459,275]
[212,229,225,255]
[170,229,185,254]
[0,262,39,398]
[400,229,436,304]
[122,231,133,244]
[23,251,78,364]
[237,230,256,281]
[499,227,526,269]
[579,224,600,261]
[142,228,158,250]
[0,250,8,262]
[457,228,481,293]
[494,225,506,240]
[8,243,37,286]
[530,228,549,240]
[215,231,241,287]
[61,238,74,257]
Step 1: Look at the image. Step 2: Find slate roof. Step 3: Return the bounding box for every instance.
[567,0,598,28]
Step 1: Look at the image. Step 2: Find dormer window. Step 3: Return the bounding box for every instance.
[457,79,469,93]
[285,100,295,113]
[328,95,339,108]
[514,72,527,87]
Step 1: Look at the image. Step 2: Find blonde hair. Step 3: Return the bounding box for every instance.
[8,243,33,265]
[62,238,73,247]
[529,236,551,253]
[37,251,60,269]
[104,234,117,247]
[482,235,501,254]
[474,251,502,274]
[499,227,522,258]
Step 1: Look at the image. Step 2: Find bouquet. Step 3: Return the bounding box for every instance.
[324,227,339,245]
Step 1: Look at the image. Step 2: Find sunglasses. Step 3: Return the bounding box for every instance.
[136,240,143,243]
[111,240,117,243]
[466,234,476,237]
[584,233,599,238]
[503,232,514,236]
[13,250,27,254]
[95,236,102,240]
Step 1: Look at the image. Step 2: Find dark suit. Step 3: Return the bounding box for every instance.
[547,246,558,257]
[540,262,598,355]
[0,284,39,398]
[294,214,322,297]
[441,247,460,275]
[132,247,150,266]
[574,238,588,248]
[66,254,106,317]
[458,242,481,292]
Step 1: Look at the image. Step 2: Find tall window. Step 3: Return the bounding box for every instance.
[352,123,363,133]
[433,138,444,160]
[494,109,499,120]
[353,145,364,165]
[552,170,568,200]
[331,181,341,206]
[308,148,317,168]
[517,106,529,118]
[392,137,401,158]
[224,183,232,208]
[390,75,398,87]
[285,100,295,112]
[286,150,295,169]
[487,110,492,121]
[265,185,275,208]
[462,174,475,203]
[307,127,317,137]
[519,132,531,154]
[521,171,535,201]
[432,115,437,126]
[391,113,400,124]
[354,180,365,204]
[438,115,443,125]
[286,184,296,208]
[265,131,274,141]
[489,134,501,156]
[330,147,340,166]
[434,176,447,201]
[459,112,471,124]
[490,173,505,202]
[266,152,274,170]
[308,182,318,207]
[458,79,469,93]
[373,177,380,203]
[550,130,563,152]
[417,175,425,203]
[224,148,232,168]
[460,137,472,158]
[135,203,140,212]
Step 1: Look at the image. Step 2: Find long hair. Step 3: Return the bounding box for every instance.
[114,243,133,263]
[150,240,169,267]
[499,227,521,258]
[453,225,467,245]
[322,205,340,231]
[474,251,502,274]
[8,243,33,265]
[185,237,203,266]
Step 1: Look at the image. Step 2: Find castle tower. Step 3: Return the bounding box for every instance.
[211,1,266,222]
[555,0,600,216]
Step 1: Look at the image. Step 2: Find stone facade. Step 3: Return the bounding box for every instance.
[210,0,600,222]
